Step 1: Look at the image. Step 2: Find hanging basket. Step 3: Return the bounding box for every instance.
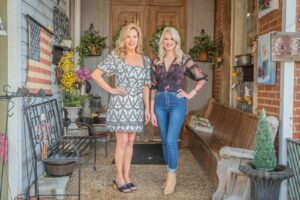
[89,44,98,55]
[198,52,208,61]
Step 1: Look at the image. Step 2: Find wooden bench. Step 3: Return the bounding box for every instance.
[25,99,96,199]
[183,99,259,185]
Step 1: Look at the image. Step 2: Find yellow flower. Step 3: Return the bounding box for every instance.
[57,51,79,93]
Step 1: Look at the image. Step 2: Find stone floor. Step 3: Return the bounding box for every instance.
[66,142,216,200]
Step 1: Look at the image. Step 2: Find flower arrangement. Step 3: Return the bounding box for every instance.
[75,67,91,82]
[58,51,79,93]
[57,51,89,107]
[75,67,92,96]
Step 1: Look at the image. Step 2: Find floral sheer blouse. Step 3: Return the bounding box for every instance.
[151,54,208,92]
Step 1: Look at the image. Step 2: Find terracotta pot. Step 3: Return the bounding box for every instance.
[198,52,208,61]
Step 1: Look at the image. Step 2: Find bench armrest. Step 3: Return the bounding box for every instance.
[213,146,253,200]
[219,146,254,160]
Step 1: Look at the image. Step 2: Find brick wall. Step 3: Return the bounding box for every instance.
[214,0,300,139]
[256,1,282,117]
[294,0,300,139]
[213,0,231,105]
[213,0,223,102]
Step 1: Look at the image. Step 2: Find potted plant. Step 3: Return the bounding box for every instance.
[189,29,217,65]
[75,67,92,117]
[76,23,107,66]
[239,109,294,200]
[57,51,90,129]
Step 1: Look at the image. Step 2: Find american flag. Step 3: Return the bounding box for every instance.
[26,18,53,95]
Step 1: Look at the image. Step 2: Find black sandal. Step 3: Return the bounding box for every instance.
[126,183,137,191]
[113,180,132,193]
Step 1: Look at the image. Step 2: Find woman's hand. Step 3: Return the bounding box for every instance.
[144,109,150,125]
[110,87,127,95]
[151,112,158,127]
[176,89,197,99]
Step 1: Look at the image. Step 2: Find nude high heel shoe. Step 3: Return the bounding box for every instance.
[164,173,176,195]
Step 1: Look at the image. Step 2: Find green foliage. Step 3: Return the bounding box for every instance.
[253,109,276,171]
[112,23,126,49]
[149,26,165,55]
[189,29,217,65]
[63,91,90,107]
[76,24,107,66]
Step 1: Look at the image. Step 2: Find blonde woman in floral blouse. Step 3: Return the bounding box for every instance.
[92,23,151,193]
[150,27,208,195]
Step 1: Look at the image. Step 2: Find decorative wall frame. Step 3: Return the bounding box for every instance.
[26,15,53,95]
[53,6,69,43]
[271,32,300,61]
[257,32,276,85]
[258,0,279,18]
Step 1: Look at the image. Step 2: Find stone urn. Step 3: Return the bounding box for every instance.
[65,107,81,129]
[239,162,294,200]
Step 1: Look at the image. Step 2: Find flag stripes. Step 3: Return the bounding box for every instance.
[26,18,53,95]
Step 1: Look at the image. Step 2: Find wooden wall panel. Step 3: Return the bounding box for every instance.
[151,0,185,5]
[112,0,150,5]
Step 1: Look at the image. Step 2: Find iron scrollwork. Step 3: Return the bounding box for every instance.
[53,6,69,43]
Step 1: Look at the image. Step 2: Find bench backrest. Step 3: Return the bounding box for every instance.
[25,99,64,159]
[230,113,258,149]
[204,100,258,149]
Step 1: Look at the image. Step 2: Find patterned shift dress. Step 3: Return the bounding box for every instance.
[97,52,151,133]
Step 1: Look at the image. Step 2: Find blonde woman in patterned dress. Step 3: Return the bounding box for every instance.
[91,23,151,193]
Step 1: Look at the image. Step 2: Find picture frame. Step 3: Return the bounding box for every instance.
[271,32,300,61]
[257,32,276,85]
[258,0,279,18]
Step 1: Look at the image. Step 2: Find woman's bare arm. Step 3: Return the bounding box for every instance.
[91,68,126,95]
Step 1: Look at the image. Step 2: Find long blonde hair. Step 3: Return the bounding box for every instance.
[158,27,184,64]
[114,23,144,59]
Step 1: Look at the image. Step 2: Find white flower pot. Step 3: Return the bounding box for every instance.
[65,107,81,129]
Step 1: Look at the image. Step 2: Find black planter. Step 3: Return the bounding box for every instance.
[239,162,294,200]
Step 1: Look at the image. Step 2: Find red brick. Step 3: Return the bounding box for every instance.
[293,133,300,139]
[295,109,300,115]
[294,101,300,107]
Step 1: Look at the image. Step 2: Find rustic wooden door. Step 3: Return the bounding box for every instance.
[111,5,150,47]
[111,0,186,141]
[148,5,186,58]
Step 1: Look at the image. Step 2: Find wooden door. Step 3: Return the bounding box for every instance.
[148,5,186,58]
[111,5,150,49]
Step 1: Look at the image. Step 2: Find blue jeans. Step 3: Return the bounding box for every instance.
[154,91,186,173]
